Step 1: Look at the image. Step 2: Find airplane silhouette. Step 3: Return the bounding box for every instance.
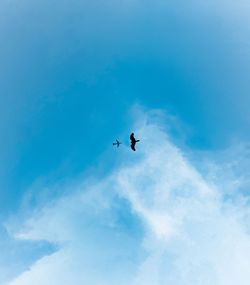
[113,139,122,148]
[130,133,140,151]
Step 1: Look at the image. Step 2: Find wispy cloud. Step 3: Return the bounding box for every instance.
[5,110,250,285]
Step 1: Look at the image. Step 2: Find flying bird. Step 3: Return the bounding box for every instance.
[130,133,140,151]
[113,139,122,148]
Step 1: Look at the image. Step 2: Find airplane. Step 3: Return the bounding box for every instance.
[113,139,122,148]
[130,133,140,151]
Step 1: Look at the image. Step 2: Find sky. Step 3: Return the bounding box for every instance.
[1,0,250,284]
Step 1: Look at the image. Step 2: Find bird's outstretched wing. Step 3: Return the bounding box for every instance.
[131,144,136,151]
[130,133,135,142]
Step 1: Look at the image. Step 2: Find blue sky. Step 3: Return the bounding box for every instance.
[1,0,250,284]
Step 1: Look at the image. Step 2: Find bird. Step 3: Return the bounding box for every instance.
[130,133,140,151]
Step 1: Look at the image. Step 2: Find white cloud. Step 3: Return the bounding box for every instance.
[6,110,250,285]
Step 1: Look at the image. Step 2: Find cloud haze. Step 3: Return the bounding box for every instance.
[5,110,250,285]
[1,0,250,283]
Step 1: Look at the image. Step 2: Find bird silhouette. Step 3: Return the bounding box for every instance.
[130,133,140,151]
